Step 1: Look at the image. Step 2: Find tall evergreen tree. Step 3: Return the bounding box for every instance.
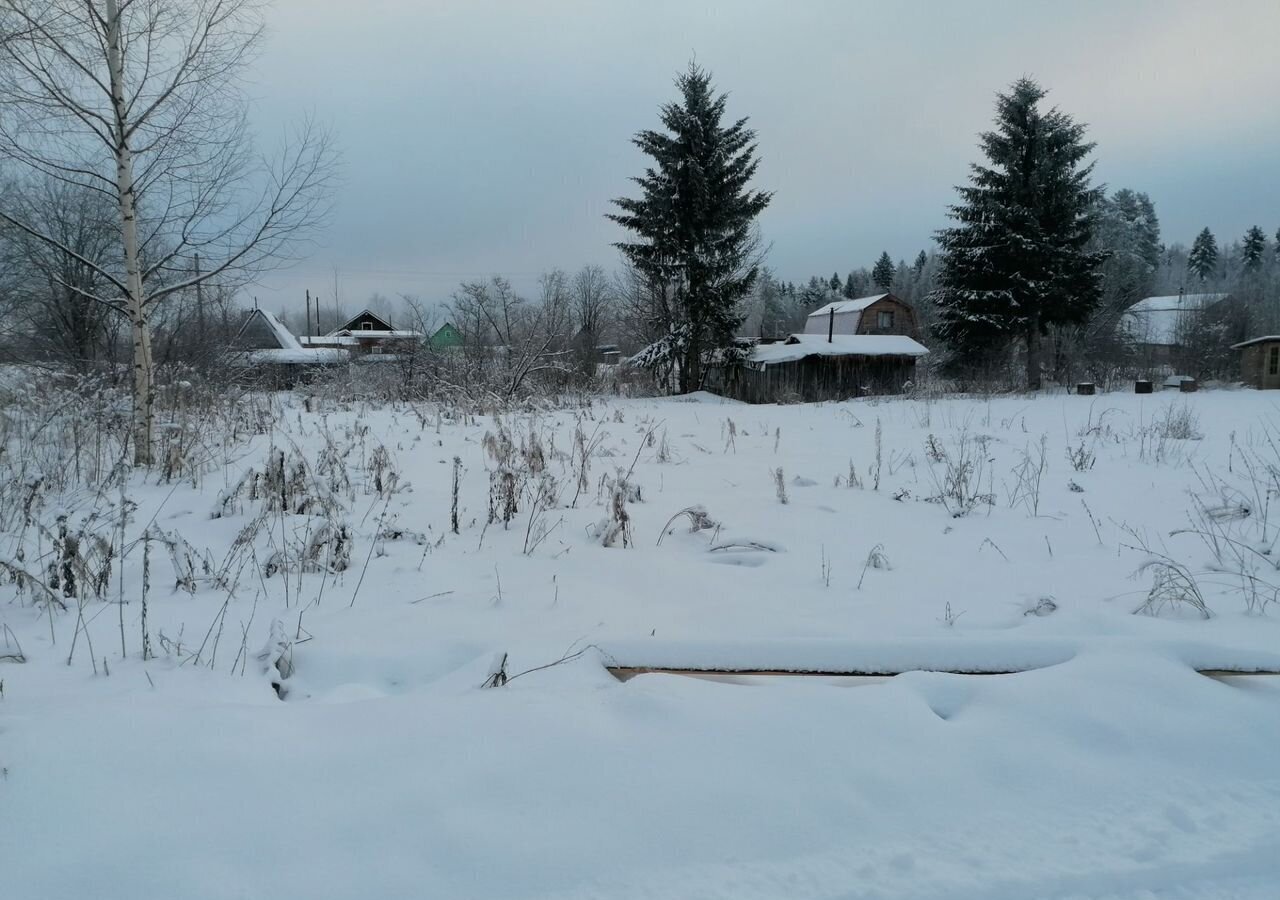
[1242,226,1267,271]
[1187,228,1219,281]
[914,250,928,275]
[829,272,841,292]
[872,251,894,290]
[930,79,1104,388]
[842,273,857,299]
[609,63,772,393]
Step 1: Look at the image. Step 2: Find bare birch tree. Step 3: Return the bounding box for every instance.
[571,263,611,373]
[0,0,335,463]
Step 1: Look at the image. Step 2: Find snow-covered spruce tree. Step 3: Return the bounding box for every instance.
[842,272,858,299]
[873,252,895,291]
[1187,228,1219,282]
[1242,226,1267,271]
[608,63,772,394]
[930,78,1104,389]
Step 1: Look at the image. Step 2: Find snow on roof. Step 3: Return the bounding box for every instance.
[1121,293,1230,347]
[302,331,422,345]
[1231,335,1280,350]
[239,348,347,366]
[253,309,303,351]
[1129,293,1230,312]
[806,294,889,318]
[751,333,929,365]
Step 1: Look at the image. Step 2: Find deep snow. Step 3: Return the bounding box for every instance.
[3,387,1280,899]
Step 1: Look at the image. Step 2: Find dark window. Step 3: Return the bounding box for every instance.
[877,310,894,330]
[362,321,374,331]
[1269,346,1278,376]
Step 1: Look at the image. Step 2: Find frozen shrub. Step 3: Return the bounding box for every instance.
[1154,403,1202,441]
[923,431,994,517]
[772,467,788,504]
[1133,557,1211,619]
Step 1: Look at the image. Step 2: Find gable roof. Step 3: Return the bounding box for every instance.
[1121,293,1231,347]
[807,293,890,319]
[328,308,395,335]
[234,308,303,351]
[751,333,928,365]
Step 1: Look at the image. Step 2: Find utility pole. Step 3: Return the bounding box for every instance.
[194,252,205,344]
[306,289,312,338]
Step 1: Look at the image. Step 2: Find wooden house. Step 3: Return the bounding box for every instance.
[803,292,919,339]
[428,323,464,350]
[1232,336,1280,389]
[715,293,928,403]
[302,309,424,356]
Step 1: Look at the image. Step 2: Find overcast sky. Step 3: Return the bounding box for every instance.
[246,0,1280,316]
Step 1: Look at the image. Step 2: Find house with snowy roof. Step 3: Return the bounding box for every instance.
[228,308,346,383]
[714,292,928,403]
[1119,292,1233,365]
[301,309,424,356]
[803,292,920,339]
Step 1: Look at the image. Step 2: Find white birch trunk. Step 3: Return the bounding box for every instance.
[104,0,154,465]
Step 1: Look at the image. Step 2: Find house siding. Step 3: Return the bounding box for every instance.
[856,297,918,338]
[1239,342,1280,390]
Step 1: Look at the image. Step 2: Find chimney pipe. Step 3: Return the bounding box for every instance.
[828,307,835,343]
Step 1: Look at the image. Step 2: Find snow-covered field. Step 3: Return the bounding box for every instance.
[4,386,1280,899]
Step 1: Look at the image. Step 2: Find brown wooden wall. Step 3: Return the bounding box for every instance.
[720,355,917,404]
[856,297,919,339]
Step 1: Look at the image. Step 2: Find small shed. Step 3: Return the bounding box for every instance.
[719,334,929,403]
[1232,336,1280,389]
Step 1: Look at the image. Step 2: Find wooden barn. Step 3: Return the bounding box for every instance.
[711,292,928,403]
[1233,336,1280,389]
[718,334,929,403]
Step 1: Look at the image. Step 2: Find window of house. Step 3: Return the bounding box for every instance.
[877,310,894,330]
[1269,346,1278,376]
[362,322,374,331]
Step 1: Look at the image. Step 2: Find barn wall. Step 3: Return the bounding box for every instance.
[722,355,917,404]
